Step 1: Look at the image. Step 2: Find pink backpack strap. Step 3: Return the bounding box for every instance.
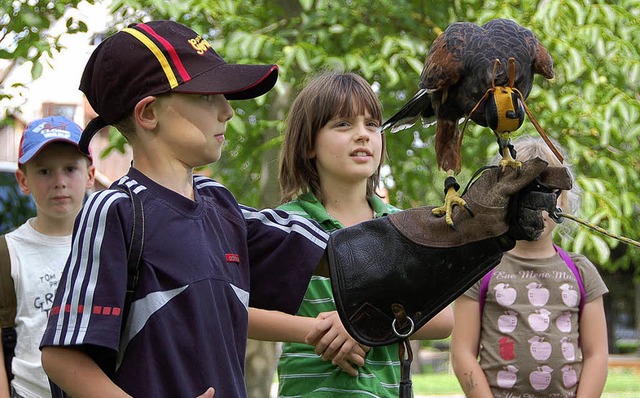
[553,244,586,314]
[478,268,495,316]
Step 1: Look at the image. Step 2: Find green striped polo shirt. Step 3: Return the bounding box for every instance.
[276,192,402,397]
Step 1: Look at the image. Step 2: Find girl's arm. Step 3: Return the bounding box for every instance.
[450,295,493,398]
[248,308,366,376]
[41,346,130,398]
[575,296,608,398]
[248,308,317,344]
[411,305,454,340]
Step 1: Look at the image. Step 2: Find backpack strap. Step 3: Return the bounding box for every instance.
[0,234,17,381]
[0,235,16,328]
[478,268,495,316]
[553,244,586,314]
[115,182,145,333]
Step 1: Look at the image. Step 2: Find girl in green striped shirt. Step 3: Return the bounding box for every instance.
[248,71,453,397]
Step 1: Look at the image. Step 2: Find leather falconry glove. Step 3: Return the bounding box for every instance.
[326,157,572,347]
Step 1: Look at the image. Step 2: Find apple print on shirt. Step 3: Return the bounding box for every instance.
[498,310,518,333]
[497,365,519,389]
[561,337,576,361]
[561,364,578,388]
[527,282,550,306]
[530,365,553,391]
[494,283,517,306]
[499,336,516,361]
[560,283,579,307]
[528,308,552,332]
[556,311,573,333]
[528,336,553,361]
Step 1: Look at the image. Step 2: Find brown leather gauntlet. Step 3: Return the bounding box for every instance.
[327,157,572,346]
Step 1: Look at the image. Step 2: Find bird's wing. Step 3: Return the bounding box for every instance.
[382,26,469,133]
[420,27,465,92]
[381,89,435,133]
[532,38,554,79]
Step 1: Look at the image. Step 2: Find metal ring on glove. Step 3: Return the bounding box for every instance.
[391,317,415,338]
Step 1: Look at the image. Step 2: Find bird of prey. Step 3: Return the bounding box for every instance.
[382,18,561,226]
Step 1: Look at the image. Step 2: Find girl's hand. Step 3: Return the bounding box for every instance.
[305,311,370,376]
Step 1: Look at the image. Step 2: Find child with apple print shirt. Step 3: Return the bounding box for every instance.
[451,136,609,398]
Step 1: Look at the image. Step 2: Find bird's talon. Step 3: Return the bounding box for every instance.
[432,207,446,217]
[465,205,474,218]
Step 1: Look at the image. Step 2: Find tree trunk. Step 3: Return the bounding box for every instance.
[636,278,640,354]
[244,340,278,398]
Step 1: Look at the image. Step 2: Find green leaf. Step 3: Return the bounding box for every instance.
[405,57,425,75]
[590,234,611,264]
[328,24,345,34]
[384,65,400,87]
[295,50,311,73]
[31,60,43,79]
[381,38,395,57]
[299,0,313,12]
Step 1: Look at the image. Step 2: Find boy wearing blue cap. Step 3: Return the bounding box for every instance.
[0,116,94,398]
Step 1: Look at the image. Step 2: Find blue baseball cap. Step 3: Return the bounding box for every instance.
[18,116,92,165]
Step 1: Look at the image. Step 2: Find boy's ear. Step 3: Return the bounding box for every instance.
[15,168,31,195]
[86,164,96,189]
[134,96,160,130]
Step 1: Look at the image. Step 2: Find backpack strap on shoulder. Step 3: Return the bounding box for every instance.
[553,244,586,314]
[0,234,17,381]
[0,235,16,328]
[114,182,145,332]
[478,268,495,316]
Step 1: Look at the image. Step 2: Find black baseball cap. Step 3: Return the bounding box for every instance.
[78,20,279,154]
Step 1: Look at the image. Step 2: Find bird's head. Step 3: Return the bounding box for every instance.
[485,86,525,133]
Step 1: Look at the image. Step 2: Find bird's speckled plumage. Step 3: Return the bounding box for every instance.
[382,18,554,174]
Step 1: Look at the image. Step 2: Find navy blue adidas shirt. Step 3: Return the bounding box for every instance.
[40,168,328,397]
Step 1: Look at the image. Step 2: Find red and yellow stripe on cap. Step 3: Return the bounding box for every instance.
[122,23,192,88]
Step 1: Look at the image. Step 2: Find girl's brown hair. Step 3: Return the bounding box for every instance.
[279,72,385,204]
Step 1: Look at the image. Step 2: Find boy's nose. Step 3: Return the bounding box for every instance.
[220,98,234,122]
[54,172,67,188]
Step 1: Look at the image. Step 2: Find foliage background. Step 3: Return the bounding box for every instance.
[2,0,639,395]
[114,0,640,274]
[3,0,638,271]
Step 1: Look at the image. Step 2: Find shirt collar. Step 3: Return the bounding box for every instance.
[295,191,391,231]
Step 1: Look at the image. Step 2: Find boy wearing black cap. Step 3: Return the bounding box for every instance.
[39,20,571,398]
[40,20,327,398]
[1,116,94,398]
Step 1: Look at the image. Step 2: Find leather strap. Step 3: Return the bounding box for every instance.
[393,304,414,398]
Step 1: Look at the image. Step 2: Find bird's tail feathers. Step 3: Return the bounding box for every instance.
[382,89,433,133]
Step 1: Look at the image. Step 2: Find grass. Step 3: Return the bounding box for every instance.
[412,367,640,397]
